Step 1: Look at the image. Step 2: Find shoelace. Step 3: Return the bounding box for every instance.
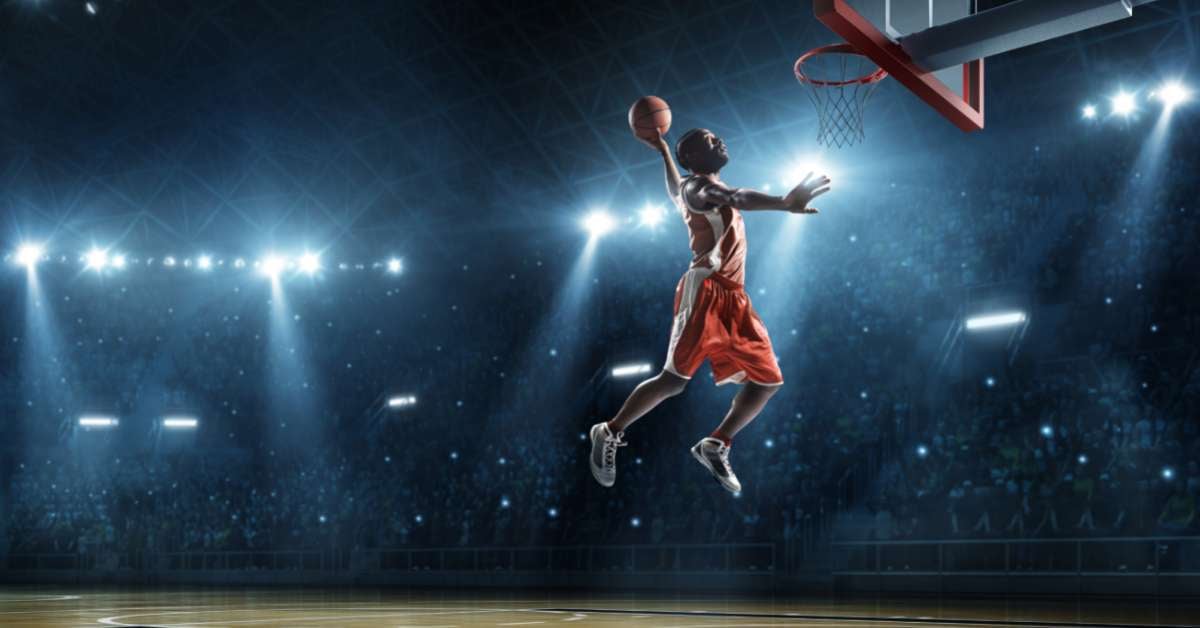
[715,443,733,473]
[603,433,627,468]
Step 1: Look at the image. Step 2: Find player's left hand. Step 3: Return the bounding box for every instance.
[784,172,831,214]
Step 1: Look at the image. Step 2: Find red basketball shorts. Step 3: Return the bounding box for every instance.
[663,268,784,386]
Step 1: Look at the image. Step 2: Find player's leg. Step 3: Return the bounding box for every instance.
[588,370,688,488]
[691,382,781,494]
[711,381,781,443]
[607,370,689,433]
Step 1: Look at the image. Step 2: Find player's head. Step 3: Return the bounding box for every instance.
[675,128,728,174]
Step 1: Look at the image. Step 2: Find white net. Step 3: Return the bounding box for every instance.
[795,46,886,149]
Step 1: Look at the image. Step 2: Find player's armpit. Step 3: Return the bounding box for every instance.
[691,179,736,209]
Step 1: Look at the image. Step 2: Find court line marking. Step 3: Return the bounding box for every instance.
[536,608,1200,628]
[97,607,518,627]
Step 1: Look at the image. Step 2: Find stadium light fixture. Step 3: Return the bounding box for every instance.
[1153,81,1191,110]
[79,416,119,428]
[781,156,837,188]
[111,254,127,270]
[611,362,653,378]
[387,395,418,409]
[639,204,665,228]
[1081,104,1097,119]
[163,417,199,429]
[584,210,616,238]
[85,248,109,271]
[1162,467,1175,480]
[233,258,246,269]
[259,254,286,278]
[916,445,929,458]
[1111,91,1136,117]
[15,243,45,267]
[387,258,403,274]
[197,255,213,271]
[298,252,321,275]
[964,311,1026,331]
[163,256,177,267]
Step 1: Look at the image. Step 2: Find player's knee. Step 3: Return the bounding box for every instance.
[656,371,689,397]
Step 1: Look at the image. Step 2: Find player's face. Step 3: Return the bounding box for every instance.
[690,130,729,173]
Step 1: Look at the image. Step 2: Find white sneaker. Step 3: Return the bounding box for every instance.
[691,437,742,494]
[588,422,626,487]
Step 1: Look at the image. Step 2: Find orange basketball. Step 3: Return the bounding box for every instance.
[628,96,671,141]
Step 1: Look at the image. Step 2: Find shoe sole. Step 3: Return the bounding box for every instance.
[589,425,615,488]
[691,444,741,494]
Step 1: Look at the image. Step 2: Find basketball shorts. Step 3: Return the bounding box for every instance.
[664,268,784,386]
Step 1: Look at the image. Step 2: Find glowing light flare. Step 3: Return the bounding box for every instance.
[611,363,653,378]
[964,311,1027,331]
[79,416,119,428]
[583,210,616,238]
[163,417,199,429]
[780,156,836,189]
[85,248,109,271]
[259,255,286,278]
[197,255,213,271]
[298,252,321,275]
[15,243,44,267]
[1111,91,1137,117]
[387,395,418,408]
[1081,104,1097,119]
[639,205,665,227]
[1153,81,1191,109]
[387,258,403,274]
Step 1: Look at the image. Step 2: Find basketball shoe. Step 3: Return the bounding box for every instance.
[588,422,626,487]
[691,437,741,494]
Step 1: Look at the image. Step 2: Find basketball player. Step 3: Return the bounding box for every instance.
[588,129,829,493]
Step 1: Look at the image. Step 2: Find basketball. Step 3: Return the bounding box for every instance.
[628,95,671,142]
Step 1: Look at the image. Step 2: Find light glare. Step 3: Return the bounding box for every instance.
[1154,82,1191,109]
[15,243,44,267]
[387,258,403,274]
[965,311,1027,331]
[260,255,286,278]
[1081,104,1097,119]
[79,416,119,428]
[85,248,109,271]
[584,210,616,238]
[639,205,665,227]
[612,363,653,378]
[1111,91,1136,117]
[163,417,199,429]
[299,252,321,275]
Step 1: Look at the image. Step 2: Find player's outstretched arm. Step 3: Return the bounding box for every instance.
[640,135,682,199]
[696,173,831,214]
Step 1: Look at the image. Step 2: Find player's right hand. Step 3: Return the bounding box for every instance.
[639,133,668,153]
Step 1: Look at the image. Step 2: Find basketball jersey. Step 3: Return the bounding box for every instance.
[674,174,747,287]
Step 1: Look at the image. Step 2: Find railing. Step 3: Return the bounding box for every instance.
[5,543,775,577]
[833,536,1200,591]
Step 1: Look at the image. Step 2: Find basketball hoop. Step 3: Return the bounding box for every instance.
[794,43,887,148]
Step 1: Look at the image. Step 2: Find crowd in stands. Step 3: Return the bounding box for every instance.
[2,121,1197,565]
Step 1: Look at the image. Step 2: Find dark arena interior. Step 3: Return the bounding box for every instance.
[1,0,1198,626]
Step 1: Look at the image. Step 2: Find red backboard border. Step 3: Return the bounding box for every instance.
[814,0,985,132]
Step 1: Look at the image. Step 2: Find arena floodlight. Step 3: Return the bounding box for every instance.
[15,243,44,267]
[163,256,177,267]
[1111,91,1136,117]
[111,254,127,270]
[85,248,109,271]
[298,252,321,275]
[964,311,1026,331]
[1153,81,1191,110]
[197,255,213,271]
[259,254,286,278]
[639,204,665,228]
[85,1,96,15]
[387,258,403,274]
[79,416,119,428]
[387,395,418,409]
[611,362,653,378]
[781,156,836,188]
[583,210,616,238]
[1081,104,1097,119]
[163,417,198,429]
[233,258,246,269]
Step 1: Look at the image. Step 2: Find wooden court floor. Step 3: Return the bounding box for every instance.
[0,588,1196,627]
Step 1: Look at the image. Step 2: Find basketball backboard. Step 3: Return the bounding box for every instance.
[814,0,985,132]
[813,0,1148,133]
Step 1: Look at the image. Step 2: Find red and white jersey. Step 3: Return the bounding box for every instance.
[673,174,747,287]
